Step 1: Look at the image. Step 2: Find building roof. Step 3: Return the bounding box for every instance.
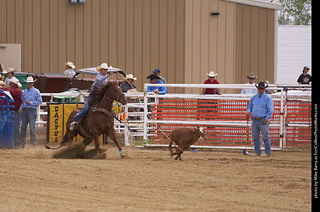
[224,0,282,10]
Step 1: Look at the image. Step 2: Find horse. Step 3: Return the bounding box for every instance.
[45,81,127,158]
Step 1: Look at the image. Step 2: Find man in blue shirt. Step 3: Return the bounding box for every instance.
[146,74,167,95]
[19,76,43,148]
[246,82,274,156]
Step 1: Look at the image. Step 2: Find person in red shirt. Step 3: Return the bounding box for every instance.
[0,78,23,147]
[200,71,222,95]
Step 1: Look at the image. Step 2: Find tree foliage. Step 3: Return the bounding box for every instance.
[276,0,311,25]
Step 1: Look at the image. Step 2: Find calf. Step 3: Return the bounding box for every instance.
[168,127,207,160]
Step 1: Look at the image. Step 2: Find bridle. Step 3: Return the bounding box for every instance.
[104,85,124,103]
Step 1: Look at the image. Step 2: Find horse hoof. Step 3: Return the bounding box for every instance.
[120,150,126,158]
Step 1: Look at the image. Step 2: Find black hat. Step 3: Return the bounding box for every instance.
[146,74,160,80]
[255,81,268,89]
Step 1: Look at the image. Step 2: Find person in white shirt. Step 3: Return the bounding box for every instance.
[241,73,258,95]
[64,61,76,77]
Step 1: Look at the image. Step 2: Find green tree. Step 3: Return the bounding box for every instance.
[276,0,311,25]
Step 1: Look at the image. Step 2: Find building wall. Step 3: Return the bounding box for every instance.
[0,0,277,93]
[184,0,236,93]
[277,25,311,85]
[235,3,275,85]
[0,0,185,92]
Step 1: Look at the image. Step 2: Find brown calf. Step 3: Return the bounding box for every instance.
[168,127,207,160]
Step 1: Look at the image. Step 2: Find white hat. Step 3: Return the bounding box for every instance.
[125,74,137,80]
[3,67,17,74]
[7,77,22,88]
[207,71,217,77]
[65,61,75,69]
[24,76,37,83]
[97,63,112,71]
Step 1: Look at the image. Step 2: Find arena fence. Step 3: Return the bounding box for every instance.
[142,84,311,150]
[37,84,311,150]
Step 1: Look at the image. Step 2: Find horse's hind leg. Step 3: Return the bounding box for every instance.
[82,137,93,147]
[109,129,125,158]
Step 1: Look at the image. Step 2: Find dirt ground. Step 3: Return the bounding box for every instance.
[0,138,311,212]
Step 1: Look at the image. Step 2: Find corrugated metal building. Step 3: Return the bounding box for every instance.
[0,0,281,93]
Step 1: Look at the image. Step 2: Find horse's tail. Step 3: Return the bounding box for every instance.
[44,133,68,150]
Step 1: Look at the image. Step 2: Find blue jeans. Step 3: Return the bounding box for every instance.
[73,96,93,122]
[12,110,21,146]
[20,108,37,147]
[251,118,271,155]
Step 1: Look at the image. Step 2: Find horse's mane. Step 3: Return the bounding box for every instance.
[90,81,118,107]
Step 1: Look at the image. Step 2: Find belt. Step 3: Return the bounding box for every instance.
[254,116,266,120]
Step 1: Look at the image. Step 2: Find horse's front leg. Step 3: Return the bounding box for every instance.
[92,134,100,154]
[108,129,125,158]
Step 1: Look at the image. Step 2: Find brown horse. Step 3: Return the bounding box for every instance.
[45,81,127,157]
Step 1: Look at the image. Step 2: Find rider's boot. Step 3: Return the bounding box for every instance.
[69,121,78,131]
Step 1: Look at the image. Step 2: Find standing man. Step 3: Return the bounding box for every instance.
[121,74,137,93]
[297,66,312,84]
[152,69,166,84]
[64,61,76,77]
[241,73,258,94]
[200,71,222,95]
[20,76,42,148]
[3,67,18,85]
[246,82,274,156]
[146,73,167,95]
[0,78,23,147]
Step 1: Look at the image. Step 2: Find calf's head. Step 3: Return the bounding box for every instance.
[198,127,207,140]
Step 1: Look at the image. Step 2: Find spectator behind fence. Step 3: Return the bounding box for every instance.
[19,76,42,148]
[152,69,166,84]
[200,71,221,95]
[146,74,167,95]
[241,73,258,94]
[3,67,19,85]
[64,61,76,77]
[121,74,137,93]
[0,78,23,147]
[297,66,312,84]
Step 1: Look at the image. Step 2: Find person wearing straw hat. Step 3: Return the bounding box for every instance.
[64,61,76,77]
[3,67,18,85]
[200,71,221,95]
[120,74,137,93]
[241,73,258,94]
[0,78,23,147]
[246,81,274,157]
[19,76,42,148]
[70,62,112,130]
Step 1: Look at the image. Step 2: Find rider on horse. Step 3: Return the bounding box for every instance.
[70,63,112,130]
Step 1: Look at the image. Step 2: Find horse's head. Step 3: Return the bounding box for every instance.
[101,81,127,105]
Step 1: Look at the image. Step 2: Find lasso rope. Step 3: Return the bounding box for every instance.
[114,70,234,162]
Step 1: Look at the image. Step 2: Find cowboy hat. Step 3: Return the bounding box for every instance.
[3,67,17,74]
[146,74,160,80]
[96,63,112,71]
[7,77,22,88]
[65,61,75,69]
[125,74,137,80]
[24,76,37,83]
[247,73,258,79]
[0,80,6,86]
[255,81,268,89]
[206,71,217,77]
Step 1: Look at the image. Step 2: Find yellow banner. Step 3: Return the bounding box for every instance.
[48,103,103,145]
[49,104,63,143]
